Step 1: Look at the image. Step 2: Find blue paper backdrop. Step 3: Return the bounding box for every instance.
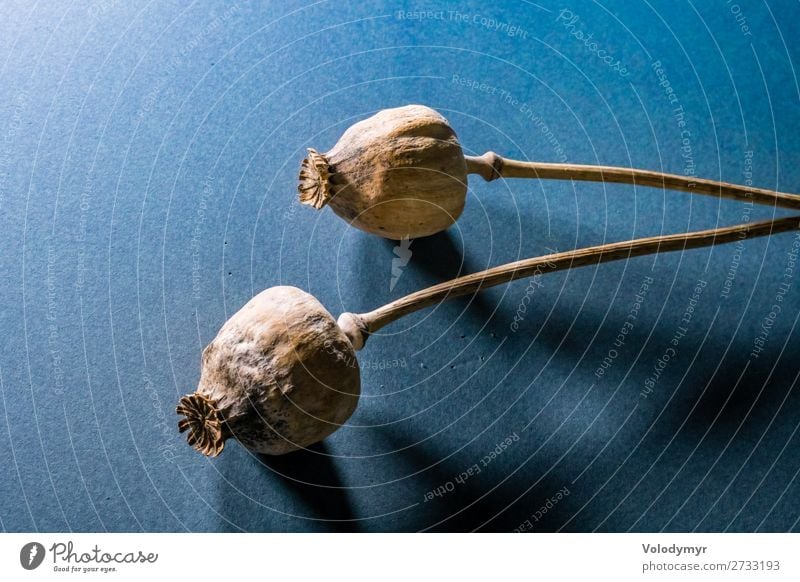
[1,0,799,532]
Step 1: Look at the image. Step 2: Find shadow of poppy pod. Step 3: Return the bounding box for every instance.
[177,286,360,456]
[177,216,800,456]
[298,104,468,240]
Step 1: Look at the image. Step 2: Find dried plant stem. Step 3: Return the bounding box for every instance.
[338,216,800,349]
[465,153,800,211]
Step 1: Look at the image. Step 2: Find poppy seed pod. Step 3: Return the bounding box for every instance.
[177,286,360,456]
[298,104,468,239]
[300,105,800,240]
[177,217,800,456]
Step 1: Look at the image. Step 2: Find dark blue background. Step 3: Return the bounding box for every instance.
[2,0,799,532]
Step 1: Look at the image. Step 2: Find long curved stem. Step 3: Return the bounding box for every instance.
[336,216,800,349]
[464,153,800,210]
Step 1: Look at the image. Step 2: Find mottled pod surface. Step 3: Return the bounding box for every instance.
[299,104,468,239]
[179,286,361,456]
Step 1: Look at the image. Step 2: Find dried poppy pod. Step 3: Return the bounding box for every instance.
[298,104,468,239]
[299,104,800,239]
[178,216,800,456]
[178,286,360,456]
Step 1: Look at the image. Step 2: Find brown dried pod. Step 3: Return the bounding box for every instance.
[298,104,468,239]
[177,286,360,456]
[300,104,800,239]
[178,216,800,456]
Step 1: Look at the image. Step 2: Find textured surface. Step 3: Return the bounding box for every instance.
[320,104,468,239]
[1,0,800,532]
[193,286,360,455]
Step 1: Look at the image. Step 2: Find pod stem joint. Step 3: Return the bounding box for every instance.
[465,151,504,182]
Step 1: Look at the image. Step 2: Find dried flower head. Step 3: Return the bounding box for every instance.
[298,104,468,240]
[177,286,361,456]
